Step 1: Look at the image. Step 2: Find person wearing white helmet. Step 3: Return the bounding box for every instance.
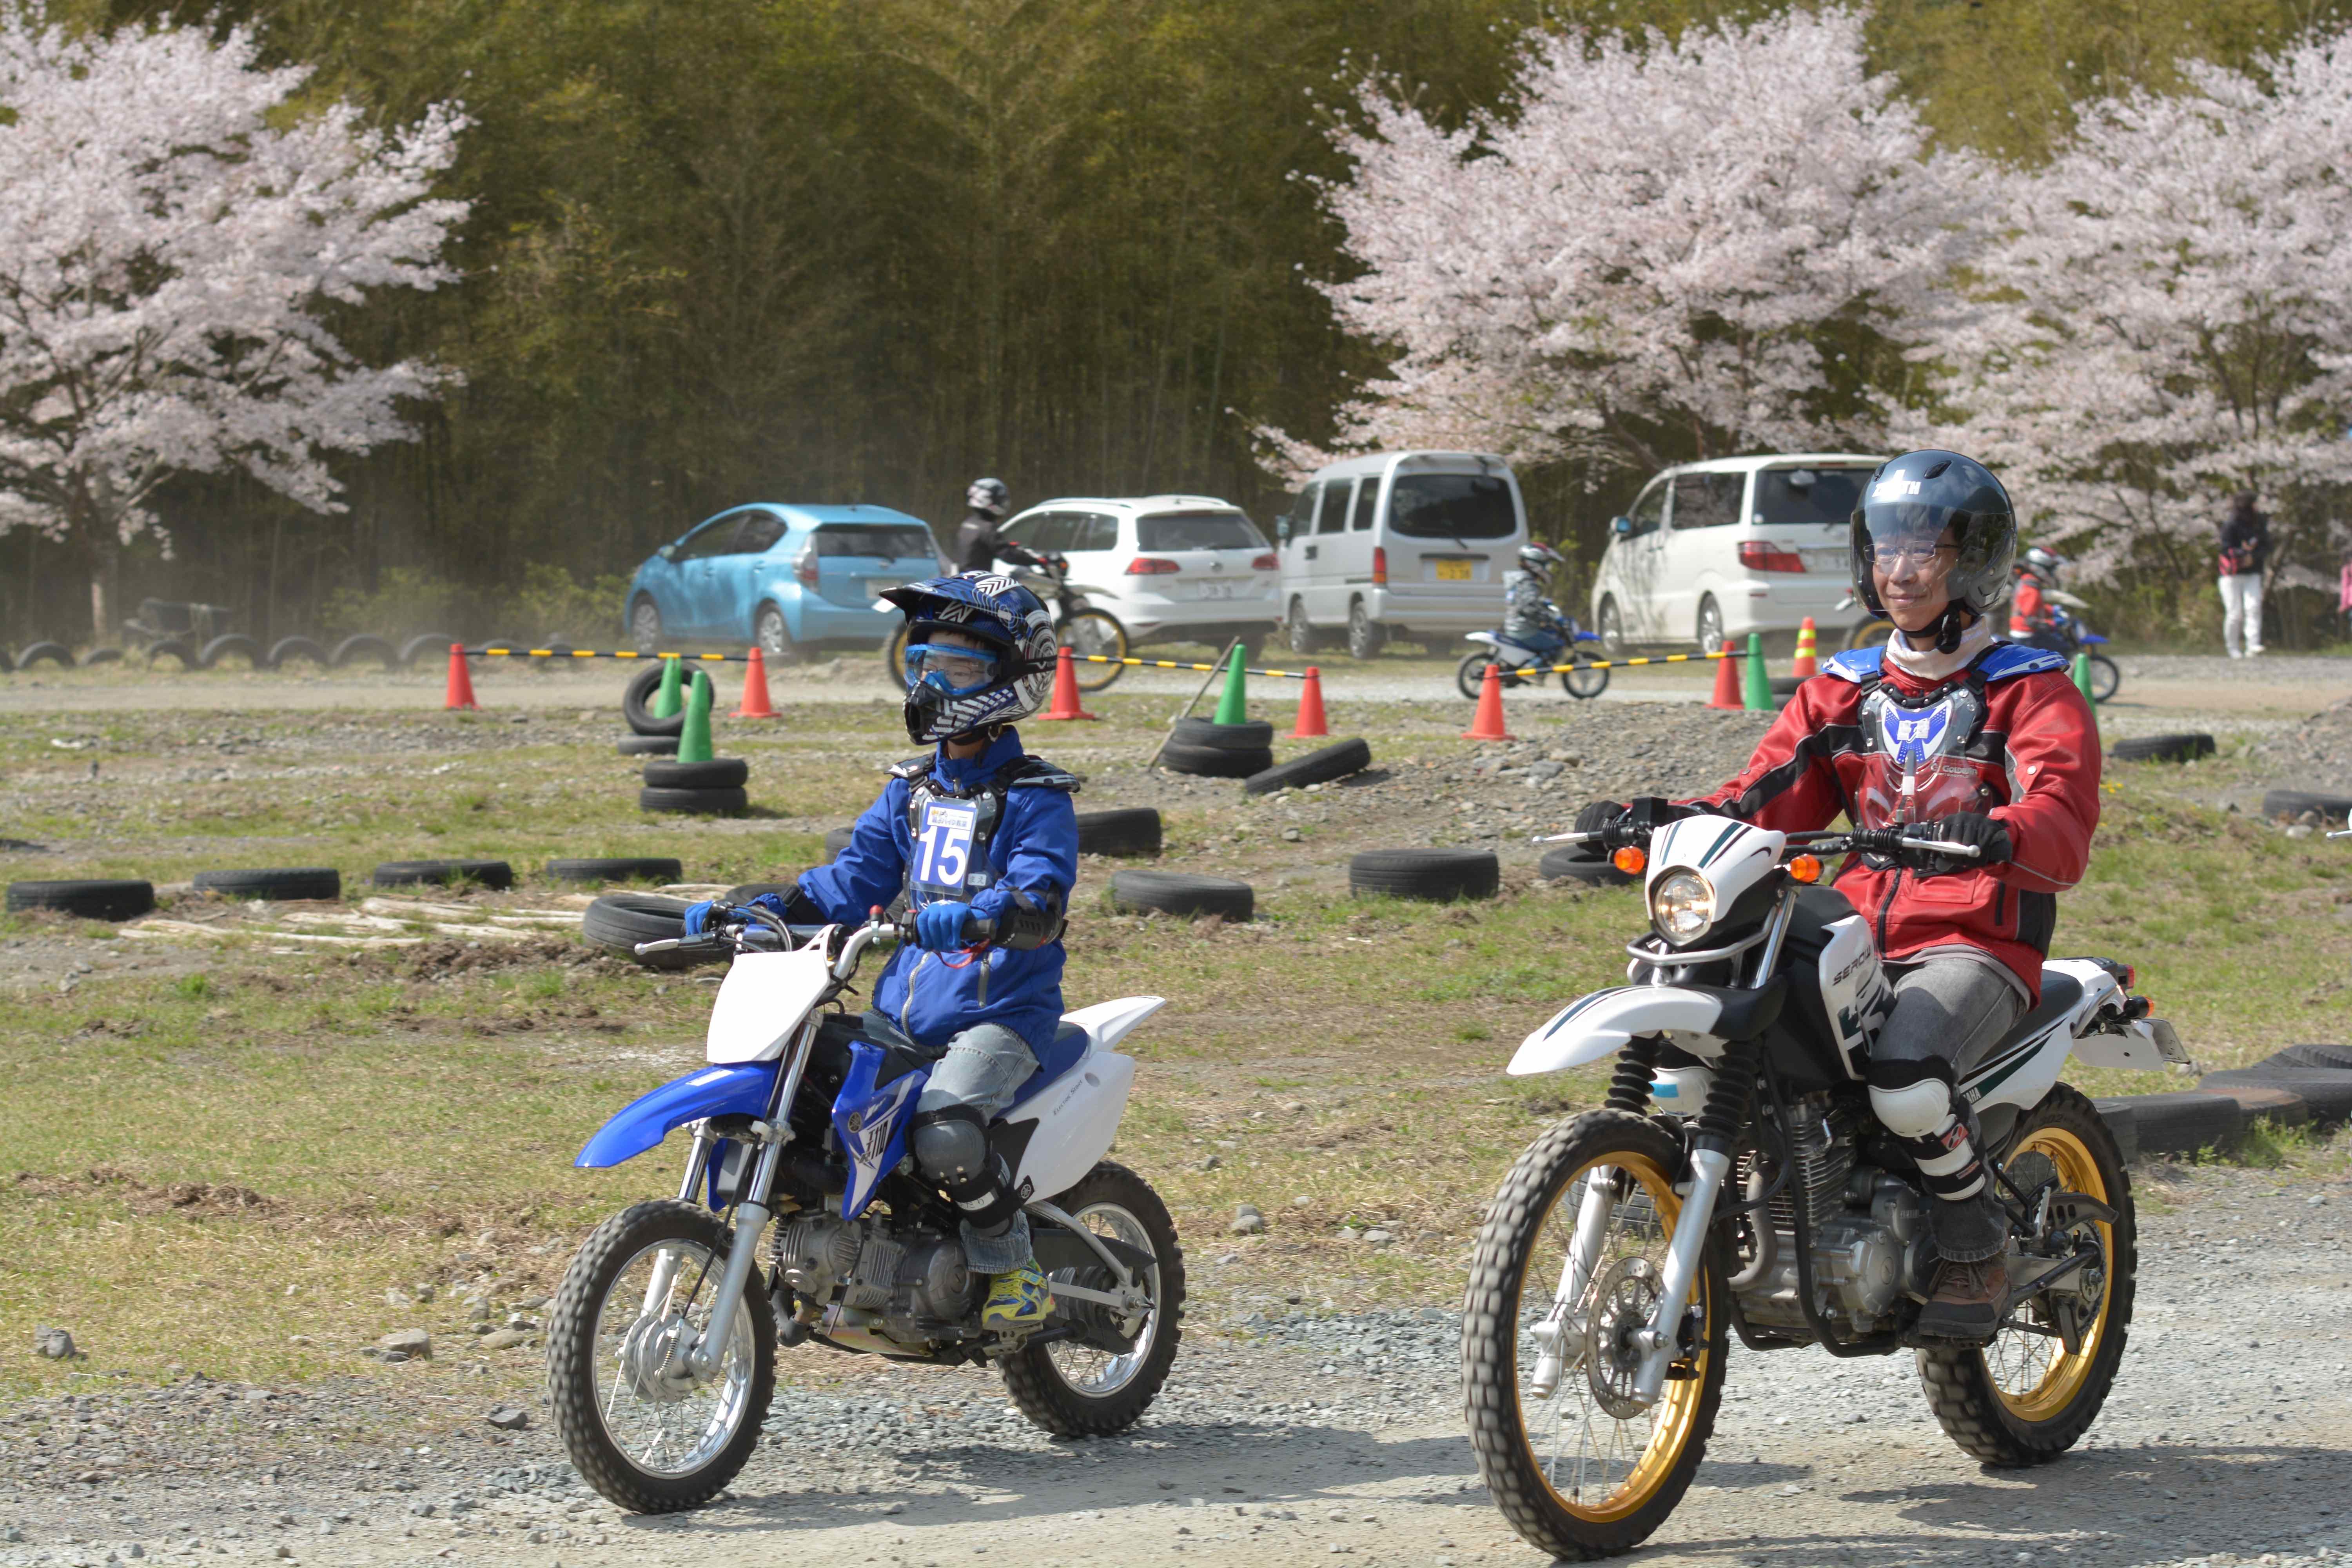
[1504,542,1572,658]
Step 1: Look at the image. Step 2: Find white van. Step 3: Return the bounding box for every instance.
[1271,451,1528,659]
[1588,452,1886,657]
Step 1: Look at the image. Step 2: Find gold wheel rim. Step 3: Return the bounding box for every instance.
[1986,1125,2112,1423]
[1516,1149,1710,1523]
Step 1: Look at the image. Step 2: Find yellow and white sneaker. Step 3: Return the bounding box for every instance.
[980,1261,1052,1332]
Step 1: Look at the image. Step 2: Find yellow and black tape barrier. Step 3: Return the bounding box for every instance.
[466,647,748,662]
[1070,647,1750,680]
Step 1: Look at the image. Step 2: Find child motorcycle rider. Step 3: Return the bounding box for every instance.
[1502,542,1573,658]
[1570,451,2099,1343]
[685,570,1079,1332]
[2008,544,2065,645]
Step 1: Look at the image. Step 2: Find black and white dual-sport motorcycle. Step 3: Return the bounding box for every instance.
[1463,811,2188,1560]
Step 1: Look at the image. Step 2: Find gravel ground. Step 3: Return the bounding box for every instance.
[8,1160,2348,1568]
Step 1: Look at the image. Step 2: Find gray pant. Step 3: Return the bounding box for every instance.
[907,1020,1039,1275]
[1869,958,2024,1263]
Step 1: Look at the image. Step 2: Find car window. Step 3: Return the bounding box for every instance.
[1351,482,1379,532]
[816,523,935,559]
[1137,511,1265,551]
[1317,481,1351,535]
[1004,512,1072,554]
[1670,473,1744,530]
[1283,483,1322,541]
[1067,513,1121,552]
[1626,482,1666,539]
[1753,465,1878,526]
[734,511,788,554]
[1388,473,1518,539]
[675,514,743,561]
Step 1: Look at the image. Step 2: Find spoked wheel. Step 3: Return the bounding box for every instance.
[1465,1109,1725,1561]
[1458,652,1510,700]
[1062,609,1127,692]
[1846,619,1895,652]
[1918,1084,2135,1466]
[1002,1161,1185,1437]
[2087,655,2120,704]
[1563,660,1610,699]
[547,1200,775,1512]
[882,622,911,692]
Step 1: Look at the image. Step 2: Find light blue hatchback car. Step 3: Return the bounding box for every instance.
[623,504,945,659]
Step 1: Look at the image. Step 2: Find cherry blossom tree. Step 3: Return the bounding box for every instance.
[1260,9,1975,481]
[1925,26,2352,590]
[0,12,467,641]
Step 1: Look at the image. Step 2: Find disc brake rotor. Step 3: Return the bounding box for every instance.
[1584,1255,1662,1419]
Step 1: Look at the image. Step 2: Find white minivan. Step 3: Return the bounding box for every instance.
[1588,452,1886,657]
[1272,451,1528,659]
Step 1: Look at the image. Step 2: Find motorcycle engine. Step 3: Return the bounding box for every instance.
[1732,1093,1936,1338]
[771,1213,978,1345]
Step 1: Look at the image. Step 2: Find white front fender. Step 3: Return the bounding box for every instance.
[1508,986,1728,1076]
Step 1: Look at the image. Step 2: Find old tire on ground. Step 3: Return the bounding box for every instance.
[2198,1066,2352,1125]
[821,826,857,861]
[1159,740,1272,779]
[1350,848,1499,902]
[2260,789,2352,826]
[1918,1084,2134,1468]
[546,1198,774,1513]
[722,882,795,906]
[2272,1043,2352,1071]
[622,662,687,738]
[398,633,459,669]
[546,857,684,886]
[639,786,747,816]
[1768,674,1806,697]
[1170,717,1276,751]
[193,867,342,901]
[197,633,263,670]
[1243,738,1372,796]
[78,646,123,667]
[1076,808,1162,857]
[2097,1090,2241,1156]
[14,641,72,670]
[330,633,399,670]
[477,634,528,659]
[642,759,748,791]
[580,893,707,970]
[617,735,679,757]
[1538,846,1638,886]
[145,639,198,669]
[6,879,155,921]
[1108,869,1253,922]
[2108,732,2214,764]
[2194,1082,2309,1129]
[999,1160,1185,1439]
[371,858,515,891]
[266,636,330,670]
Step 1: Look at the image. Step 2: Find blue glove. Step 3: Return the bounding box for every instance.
[914,900,975,951]
[682,900,719,936]
[743,893,790,919]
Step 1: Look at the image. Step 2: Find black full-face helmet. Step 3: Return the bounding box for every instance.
[1850,450,2017,652]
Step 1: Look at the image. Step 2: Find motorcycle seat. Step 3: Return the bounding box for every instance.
[1005,1020,1092,1112]
[1958,971,2085,1075]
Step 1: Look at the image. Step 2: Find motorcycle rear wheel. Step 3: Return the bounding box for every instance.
[2088,654,2120,704]
[1457,652,1516,700]
[547,1200,775,1512]
[1002,1161,1184,1437]
[1465,1109,1726,1561]
[1917,1084,2135,1466]
[1062,609,1127,691]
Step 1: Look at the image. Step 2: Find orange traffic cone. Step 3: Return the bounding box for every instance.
[1791,617,1818,680]
[443,642,479,710]
[733,646,779,718]
[1461,661,1515,741]
[1038,645,1098,721]
[1290,666,1328,739]
[1707,646,1743,710]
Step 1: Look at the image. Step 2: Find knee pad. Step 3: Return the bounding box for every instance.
[1868,1060,1956,1141]
[910,1105,989,1184]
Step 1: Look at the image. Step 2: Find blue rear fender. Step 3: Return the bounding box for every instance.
[577,1062,780,1169]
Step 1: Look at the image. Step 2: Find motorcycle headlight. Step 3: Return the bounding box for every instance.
[1650,870,1716,944]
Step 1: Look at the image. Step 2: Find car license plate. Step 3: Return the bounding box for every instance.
[1435,559,1474,582]
[1196,580,1238,601]
[1800,549,1844,575]
[863,580,902,601]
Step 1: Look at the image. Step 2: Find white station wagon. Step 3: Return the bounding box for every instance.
[1589,452,1886,657]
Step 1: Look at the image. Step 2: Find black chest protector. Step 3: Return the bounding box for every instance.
[889,752,1080,947]
[1849,669,2004,862]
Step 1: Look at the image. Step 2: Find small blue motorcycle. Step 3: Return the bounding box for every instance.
[1459,616,1610,701]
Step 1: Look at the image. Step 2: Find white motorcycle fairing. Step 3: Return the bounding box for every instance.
[1509,986,1731,1075]
[1000,996,1163,1201]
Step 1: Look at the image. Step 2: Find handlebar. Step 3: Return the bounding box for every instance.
[1531,822,1980,864]
[632,906,999,969]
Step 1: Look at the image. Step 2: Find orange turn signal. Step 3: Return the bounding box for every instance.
[1612,846,1647,875]
[1787,853,1822,884]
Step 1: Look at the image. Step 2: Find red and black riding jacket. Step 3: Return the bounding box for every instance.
[1679,642,2101,1004]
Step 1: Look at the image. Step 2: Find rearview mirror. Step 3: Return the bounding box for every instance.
[657,544,679,562]
[1611,515,1633,538]
[1275,518,1291,545]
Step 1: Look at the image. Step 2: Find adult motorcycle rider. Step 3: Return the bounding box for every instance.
[1572,450,2099,1342]
[953,477,1045,575]
[686,569,1078,1334]
[1503,542,1573,659]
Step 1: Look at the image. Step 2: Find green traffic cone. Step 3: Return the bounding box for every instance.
[2071,650,2099,714]
[1211,643,1249,726]
[677,669,715,763]
[652,655,684,720]
[1741,632,1773,712]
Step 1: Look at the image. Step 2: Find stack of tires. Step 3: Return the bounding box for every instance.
[1159,718,1272,779]
[641,756,746,815]
[619,663,682,757]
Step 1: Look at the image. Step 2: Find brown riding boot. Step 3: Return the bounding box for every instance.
[1915,1255,2008,1343]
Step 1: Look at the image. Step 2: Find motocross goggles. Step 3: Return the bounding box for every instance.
[904,640,1002,699]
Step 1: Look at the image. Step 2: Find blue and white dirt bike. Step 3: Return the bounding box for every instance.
[1459,619,1610,701]
[545,906,1183,1513]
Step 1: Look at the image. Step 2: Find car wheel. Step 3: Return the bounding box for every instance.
[1597,597,1628,660]
[755,603,796,664]
[1345,600,1384,661]
[630,597,663,654]
[1696,595,1726,655]
[1285,599,1318,657]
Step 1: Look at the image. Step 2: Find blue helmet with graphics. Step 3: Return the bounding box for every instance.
[1850,450,2016,649]
[882,572,1059,744]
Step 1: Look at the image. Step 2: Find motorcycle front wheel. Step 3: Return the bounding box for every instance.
[1062,609,1127,692]
[1562,660,1610,700]
[2088,654,2120,704]
[1846,619,1896,652]
[1464,1108,1725,1561]
[882,622,912,692]
[547,1200,775,1513]
[1918,1084,2135,1466]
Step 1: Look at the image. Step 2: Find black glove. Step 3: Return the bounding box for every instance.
[1925,812,2013,868]
[1573,800,1626,836]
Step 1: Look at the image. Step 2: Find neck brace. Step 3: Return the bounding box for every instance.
[1885,614,1992,683]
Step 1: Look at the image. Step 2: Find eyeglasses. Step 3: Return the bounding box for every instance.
[905,641,999,696]
[1875,543,1958,568]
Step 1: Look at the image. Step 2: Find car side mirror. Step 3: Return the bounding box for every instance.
[1611,516,1634,538]
[1275,519,1291,545]
[657,544,679,562]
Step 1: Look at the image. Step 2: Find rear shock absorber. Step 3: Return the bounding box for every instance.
[1605,1034,1663,1114]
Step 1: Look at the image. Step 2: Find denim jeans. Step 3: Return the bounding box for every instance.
[866,1012,1040,1274]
